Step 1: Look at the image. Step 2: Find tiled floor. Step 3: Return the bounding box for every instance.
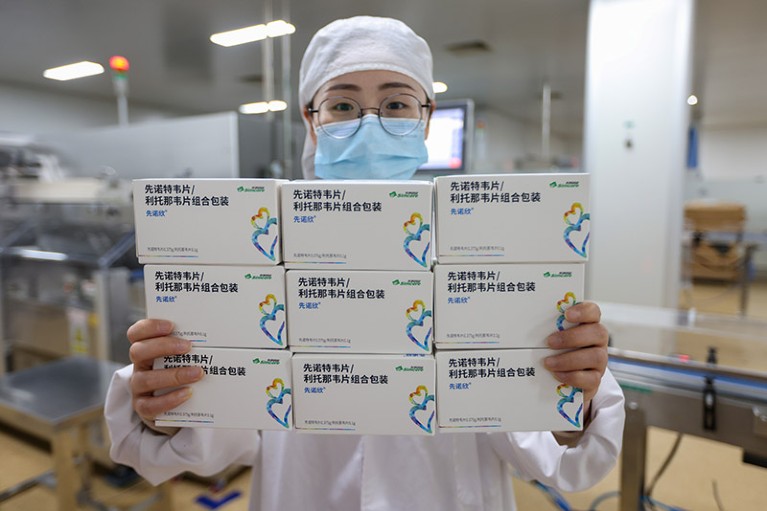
[1,280,766,510]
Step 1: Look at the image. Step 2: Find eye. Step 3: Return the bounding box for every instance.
[386,101,408,111]
[331,102,356,112]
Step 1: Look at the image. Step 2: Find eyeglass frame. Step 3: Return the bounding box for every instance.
[306,92,432,139]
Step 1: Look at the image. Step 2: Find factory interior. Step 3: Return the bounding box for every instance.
[1,1,766,510]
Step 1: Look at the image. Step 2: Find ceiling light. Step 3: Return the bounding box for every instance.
[43,61,104,81]
[239,102,270,114]
[211,25,268,47]
[211,20,295,47]
[266,20,296,38]
[687,94,698,106]
[239,100,288,114]
[433,82,448,94]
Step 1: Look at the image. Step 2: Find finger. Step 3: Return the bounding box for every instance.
[131,366,204,396]
[127,319,175,344]
[547,322,608,350]
[544,346,608,373]
[565,301,601,324]
[129,336,192,370]
[133,387,194,421]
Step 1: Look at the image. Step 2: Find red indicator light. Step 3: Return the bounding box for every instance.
[109,56,130,73]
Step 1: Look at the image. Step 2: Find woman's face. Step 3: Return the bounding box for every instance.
[304,69,433,144]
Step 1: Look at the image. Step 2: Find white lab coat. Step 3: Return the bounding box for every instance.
[105,365,624,511]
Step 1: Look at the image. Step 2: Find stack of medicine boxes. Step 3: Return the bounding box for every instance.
[433,173,590,432]
[281,180,438,435]
[134,179,294,430]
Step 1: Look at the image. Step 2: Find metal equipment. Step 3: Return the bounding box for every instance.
[0,178,139,373]
[602,302,767,511]
[0,356,174,510]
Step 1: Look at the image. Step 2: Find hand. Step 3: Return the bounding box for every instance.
[127,319,204,433]
[543,301,608,405]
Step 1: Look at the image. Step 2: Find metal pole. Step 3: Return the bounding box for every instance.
[541,82,551,163]
[262,0,274,122]
[620,403,647,511]
[281,0,293,178]
[113,76,129,127]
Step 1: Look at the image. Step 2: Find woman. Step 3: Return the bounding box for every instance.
[106,16,624,511]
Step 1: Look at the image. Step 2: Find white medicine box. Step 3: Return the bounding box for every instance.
[154,347,293,430]
[292,354,436,435]
[435,173,590,263]
[281,180,433,270]
[145,265,287,349]
[434,263,584,349]
[134,179,286,265]
[436,349,583,432]
[286,270,433,354]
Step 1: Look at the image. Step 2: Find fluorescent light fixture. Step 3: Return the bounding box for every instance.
[240,102,269,114]
[211,20,295,47]
[239,100,288,114]
[433,82,448,94]
[266,20,296,37]
[43,61,104,81]
[268,100,287,112]
[211,25,268,47]
[687,94,698,106]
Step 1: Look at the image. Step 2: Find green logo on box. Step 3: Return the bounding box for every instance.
[252,358,280,365]
[544,271,573,278]
[392,279,422,286]
[396,365,424,372]
[389,191,420,198]
[245,273,272,280]
[238,185,266,193]
[549,181,580,189]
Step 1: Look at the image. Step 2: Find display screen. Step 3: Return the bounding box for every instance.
[419,105,468,172]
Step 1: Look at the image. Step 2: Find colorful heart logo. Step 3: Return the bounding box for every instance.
[266,378,285,399]
[405,300,432,351]
[403,213,423,236]
[403,213,431,268]
[259,294,285,346]
[556,384,583,428]
[555,292,578,331]
[265,378,292,428]
[408,385,436,433]
[251,207,279,262]
[563,203,590,258]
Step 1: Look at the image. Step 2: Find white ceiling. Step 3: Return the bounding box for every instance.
[0,0,765,138]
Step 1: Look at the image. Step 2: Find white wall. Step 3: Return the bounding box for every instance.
[698,123,767,180]
[473,108,581,173]
[0,82,187,135]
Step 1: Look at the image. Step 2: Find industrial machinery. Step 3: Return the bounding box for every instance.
[602,302,767,510]
[0,176,139,374]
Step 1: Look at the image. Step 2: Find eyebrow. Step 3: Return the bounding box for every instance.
[324,81,417,93]
[378,82,416,92]
[325,83,363,92]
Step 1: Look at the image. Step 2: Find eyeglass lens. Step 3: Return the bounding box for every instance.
[317,94,425,138]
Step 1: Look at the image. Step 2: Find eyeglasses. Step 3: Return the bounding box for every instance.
[308,93,431,139]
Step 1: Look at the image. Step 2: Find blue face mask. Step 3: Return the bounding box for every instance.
[314,115,428,180]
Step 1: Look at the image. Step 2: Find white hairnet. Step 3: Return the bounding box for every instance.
[298,16,434,178]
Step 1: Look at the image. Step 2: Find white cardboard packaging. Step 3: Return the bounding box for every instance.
[134,179,286,265]
[436,349,583,432]
[292,354,436,435]
[145,265,287,349]
[154,347,293,430]
[434,263,584,349]
[281,181,433,270]
[435,173,590,263]
[286,270,433,353]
